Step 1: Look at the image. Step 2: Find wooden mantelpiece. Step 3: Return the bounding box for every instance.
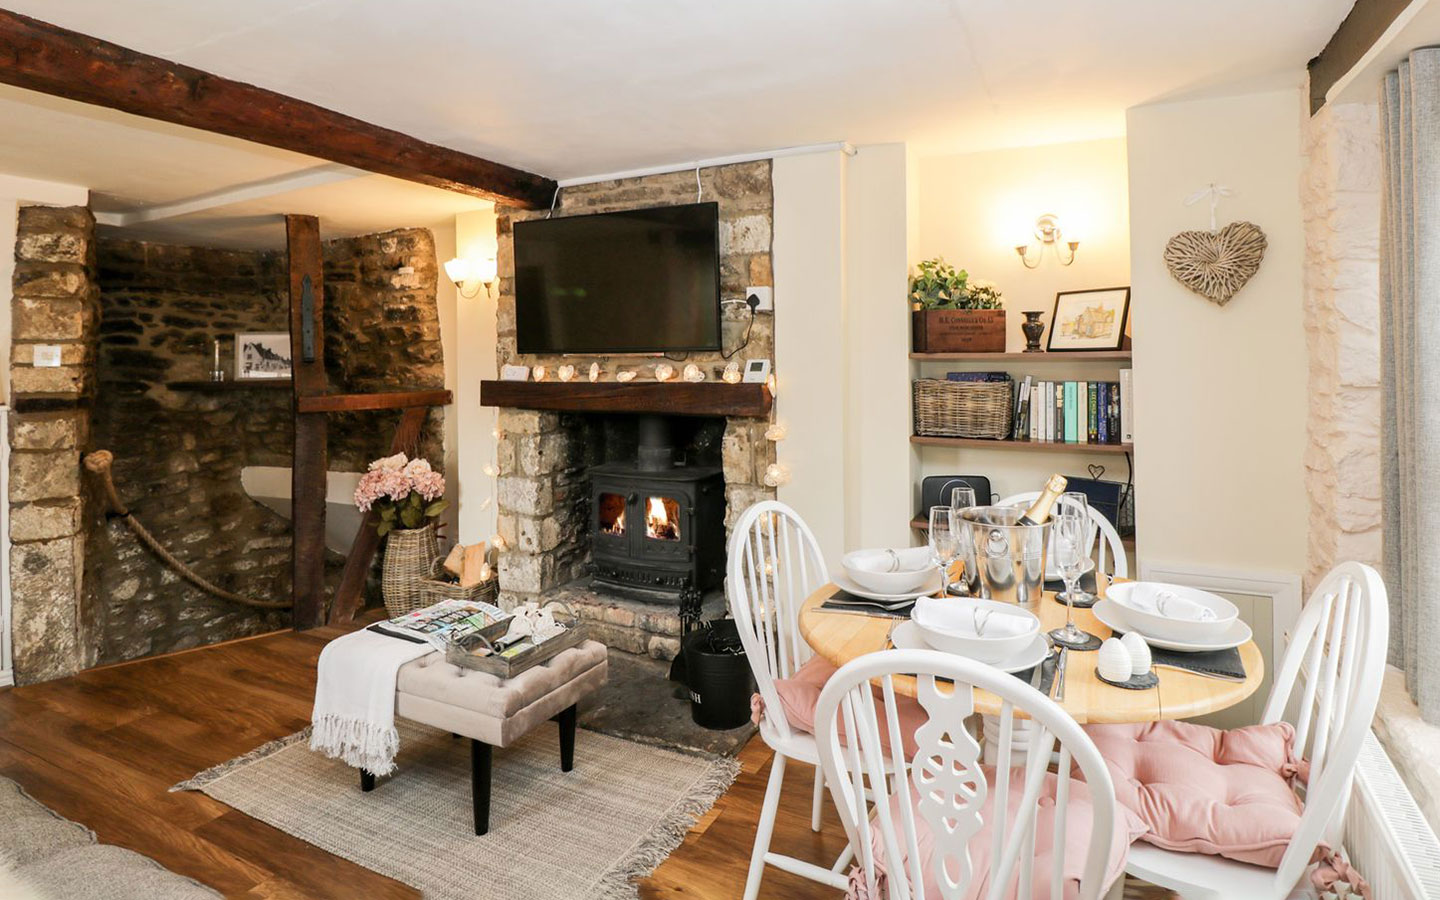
[480,380,773,418]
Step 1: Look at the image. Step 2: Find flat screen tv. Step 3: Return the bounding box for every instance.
[514,201,721,354]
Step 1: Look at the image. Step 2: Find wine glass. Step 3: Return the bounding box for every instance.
[1048,494,1102,650]
[927,506,961,598]
[948,486,977,595]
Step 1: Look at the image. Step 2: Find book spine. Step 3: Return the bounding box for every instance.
[1120,369,1134,444]
[1029,383,1041,441]
[1098,382,1110,444]
[1087,383,1099,443]
[1110,381,1121,444]
[1078,381,1089,444]
[1064,381,1078,442]
[1014,375,1031,439]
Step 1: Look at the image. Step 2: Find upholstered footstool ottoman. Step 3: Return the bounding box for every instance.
[362,640,608,835]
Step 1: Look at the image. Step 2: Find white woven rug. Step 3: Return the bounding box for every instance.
[173,721,738,899]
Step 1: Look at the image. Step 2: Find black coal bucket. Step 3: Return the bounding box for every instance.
[684,619,755,730]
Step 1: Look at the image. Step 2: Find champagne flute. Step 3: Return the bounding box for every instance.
[948,486,977,595]
[1048,495,1102,650]
[927,506,961,598]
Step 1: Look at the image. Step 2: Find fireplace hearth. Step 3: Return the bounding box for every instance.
[588,415,725,614]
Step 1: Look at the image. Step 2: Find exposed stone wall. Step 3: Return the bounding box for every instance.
[8,205,99,683]
[1301,102,1383,591]
[84,239,294,664]
[323,228,445,470]
[492,162,777,609]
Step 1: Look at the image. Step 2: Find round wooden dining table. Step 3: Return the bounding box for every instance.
[797,580,1266,724]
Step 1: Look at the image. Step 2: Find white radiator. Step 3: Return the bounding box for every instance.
[1344,731,1440,899]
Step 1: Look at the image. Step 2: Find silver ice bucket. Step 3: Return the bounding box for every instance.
[960,506,1050,607]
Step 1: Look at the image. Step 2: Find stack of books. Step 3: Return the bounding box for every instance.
[946,370,1133,445]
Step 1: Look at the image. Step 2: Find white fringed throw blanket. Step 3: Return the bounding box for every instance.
[310,629,433,775]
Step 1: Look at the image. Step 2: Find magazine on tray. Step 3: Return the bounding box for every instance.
[373,598,509,650]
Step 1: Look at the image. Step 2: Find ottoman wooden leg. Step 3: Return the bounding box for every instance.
[556,704,577,773]
[360,769,375,792]
[471,739,492,836]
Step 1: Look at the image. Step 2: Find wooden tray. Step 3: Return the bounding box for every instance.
[444,601,588,678]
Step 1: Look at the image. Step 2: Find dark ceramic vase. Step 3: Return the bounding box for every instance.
[1021,311,1046,352]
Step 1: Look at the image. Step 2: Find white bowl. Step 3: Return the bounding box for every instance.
[1105,581,1239,643]
[910,596,1040,664]
[842,547,934,595]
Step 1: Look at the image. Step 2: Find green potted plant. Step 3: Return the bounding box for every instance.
[909,258,1007,352]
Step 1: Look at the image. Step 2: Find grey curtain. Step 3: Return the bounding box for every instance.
[1381,49,1440,724]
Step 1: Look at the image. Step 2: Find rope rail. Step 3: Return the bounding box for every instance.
[83,450,292,610]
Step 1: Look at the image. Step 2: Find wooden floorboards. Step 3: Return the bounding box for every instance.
[0,620,1170,898]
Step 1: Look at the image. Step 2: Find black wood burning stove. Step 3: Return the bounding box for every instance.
[588,415,725,612]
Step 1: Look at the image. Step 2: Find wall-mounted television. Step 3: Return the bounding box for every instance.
[514,201,720,354]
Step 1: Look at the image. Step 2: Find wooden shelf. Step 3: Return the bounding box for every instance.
[480,379,772,418]
[911,435,1133,454]
[168,379,291,391]
[910,351,1131,362]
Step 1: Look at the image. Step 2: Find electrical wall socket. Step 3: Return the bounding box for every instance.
[746,286,773,312]
[32,345,61,368]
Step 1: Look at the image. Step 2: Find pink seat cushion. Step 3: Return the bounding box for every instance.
[754,657,927,756]
[1082,720,1305,867]
[852,765,1145,900]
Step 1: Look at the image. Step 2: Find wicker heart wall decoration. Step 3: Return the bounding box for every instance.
[1163,221,1267,306]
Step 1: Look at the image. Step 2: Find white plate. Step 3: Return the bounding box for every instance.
[1092,599,1252,652]
[891,620,1051,674]
[833,571,940,603]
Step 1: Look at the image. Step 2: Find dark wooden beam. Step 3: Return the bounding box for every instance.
[296,389,452,414]
[1308,0,1412,114]
[327,406,430,626]
[480,380,774,418]
[288,215,328,631]
[0,9,556,208]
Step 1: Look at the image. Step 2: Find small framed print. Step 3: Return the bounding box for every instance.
[235,332,293,380]
[1046,287,1130,352]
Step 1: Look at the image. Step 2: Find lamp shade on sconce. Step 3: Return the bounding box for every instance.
[443,256,473,286]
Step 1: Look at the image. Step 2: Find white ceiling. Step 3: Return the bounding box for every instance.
[0,0,1354,247]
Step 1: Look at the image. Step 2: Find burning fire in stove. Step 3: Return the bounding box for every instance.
[646,496,681,541]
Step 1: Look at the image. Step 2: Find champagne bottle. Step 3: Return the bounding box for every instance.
[1017,474,1068,525]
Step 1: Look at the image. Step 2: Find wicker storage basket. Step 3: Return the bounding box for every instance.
[913,379,1013,439]
[418,568,500,607]
[381,523,441,616]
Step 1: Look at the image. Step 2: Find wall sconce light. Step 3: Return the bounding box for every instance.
[1014,214,1079,268]
[444,256,498,298]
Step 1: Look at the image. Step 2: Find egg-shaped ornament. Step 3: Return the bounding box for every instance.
[1096,638,1133,683]
[1119,632,1152,676]
[654,363,676,382]
[616,370,636,383]
[588,362,601,382]
[531,365,547,382]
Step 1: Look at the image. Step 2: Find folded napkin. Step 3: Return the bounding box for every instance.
[1126,584,1216,622]
[913,597,1034,638]
[849,547,931,574]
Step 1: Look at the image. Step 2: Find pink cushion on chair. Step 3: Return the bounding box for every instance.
[851,766,1145,900]
[754,657,927,756]
[1082,720,1305,867]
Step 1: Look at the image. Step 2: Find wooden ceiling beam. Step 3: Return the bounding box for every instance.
[0,9,557,208]
[1308,0,1413,114]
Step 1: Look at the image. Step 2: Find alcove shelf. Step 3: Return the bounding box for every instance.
[910,435,1134,454]
[910,350,1132,362]
[168,380,292,391]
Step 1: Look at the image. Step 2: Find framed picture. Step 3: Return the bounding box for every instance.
[235,332,293,380]
[1046,287,1130,352]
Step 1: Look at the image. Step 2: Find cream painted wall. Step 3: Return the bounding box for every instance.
[453,208,500,545]
[774,150,849,563]
[844,145,913,552]
[0,174,90,401]
[1127,89,1307,575]
[911,139,1134,510]
[774,146,913,564]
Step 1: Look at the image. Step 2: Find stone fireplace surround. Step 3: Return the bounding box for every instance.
[491,160,778,659]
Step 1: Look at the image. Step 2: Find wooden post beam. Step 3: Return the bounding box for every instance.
[0,9,556,208]
[288,215,328,630]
